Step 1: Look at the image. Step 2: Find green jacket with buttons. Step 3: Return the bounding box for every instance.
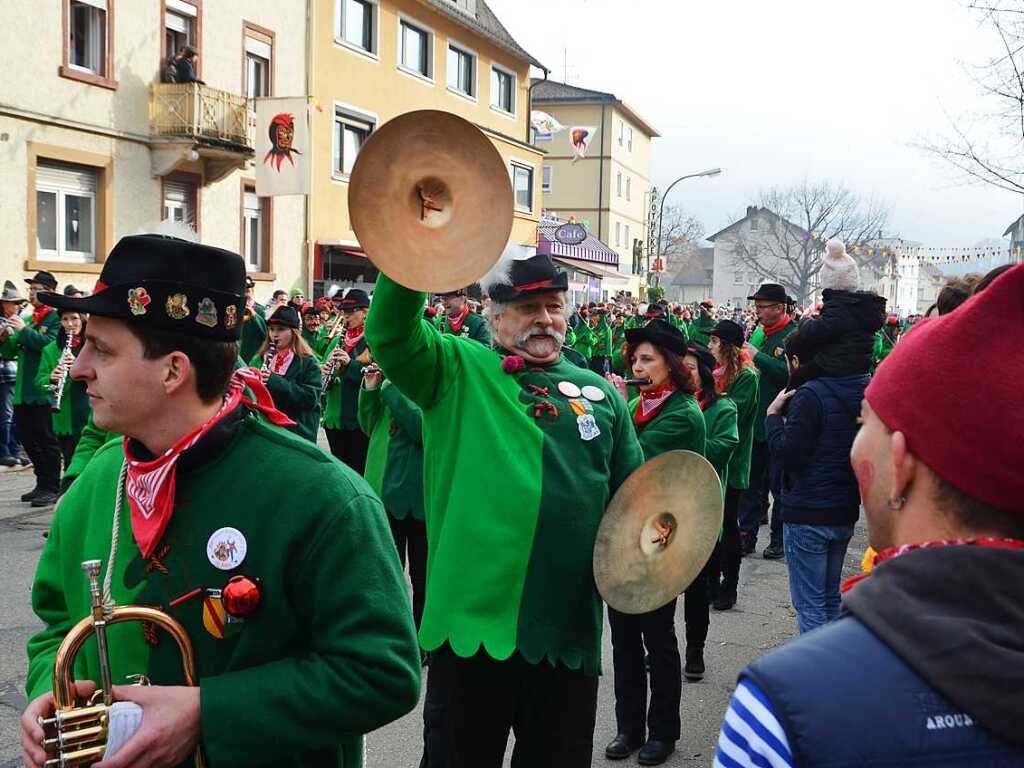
[27,414,421,768]
[321,335,369,431]
[34,338,90,437]
[248,351,323,442]
[628,391,706,460]
[0,309,60,405]
[723,367,760,489]
[358,382,425,521]
[752,320,795,441]
[701,395,740,494]
[439,310,491,347]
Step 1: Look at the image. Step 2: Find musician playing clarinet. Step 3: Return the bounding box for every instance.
[321,289,371,472]
[21,233,420,768]
[34,308,90,470]
[366,252,643,768]
[250,304,323,443]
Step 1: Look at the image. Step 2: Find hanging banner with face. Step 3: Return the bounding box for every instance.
[569,126,598,164]
[255,98,310,197]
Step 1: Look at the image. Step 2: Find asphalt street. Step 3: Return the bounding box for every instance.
[0,456,868,768]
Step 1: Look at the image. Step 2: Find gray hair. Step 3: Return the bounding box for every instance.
[483,300,506,330]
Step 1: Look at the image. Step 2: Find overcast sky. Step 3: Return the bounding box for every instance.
[490,0,1020,251]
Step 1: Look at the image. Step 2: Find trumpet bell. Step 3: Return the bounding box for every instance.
[348,110,514,293]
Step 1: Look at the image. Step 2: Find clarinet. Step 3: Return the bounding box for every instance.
[51,334,74,413]
[321,343,343,388]
[260,338,278,378]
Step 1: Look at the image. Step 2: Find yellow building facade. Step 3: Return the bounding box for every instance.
[532,80,659,297]
[309,0,544,294]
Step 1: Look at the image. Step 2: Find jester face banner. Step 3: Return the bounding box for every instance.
[255,98,310,196]
[569,125,598,164]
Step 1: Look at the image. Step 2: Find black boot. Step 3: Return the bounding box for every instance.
[31,490,58,507]
[604,733,642,760]
[763,539,785,560]
[638,738,675,766]
[684,646,705,681]
[713,588,736,611]
[21,487,40,502]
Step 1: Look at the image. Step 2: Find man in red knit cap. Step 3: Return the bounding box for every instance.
[711,265,1024,767]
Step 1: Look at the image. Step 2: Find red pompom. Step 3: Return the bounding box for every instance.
[502,355,525,374]
[222,575,261,617]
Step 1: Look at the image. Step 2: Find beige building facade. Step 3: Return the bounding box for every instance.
[531,80,659,296]
[309,0,544,295]
[0,0,307,299]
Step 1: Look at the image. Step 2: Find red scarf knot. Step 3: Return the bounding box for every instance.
[634,381,677,427]
[447,305,470,335]
[762,317,792,338]
[125,368,294,558]
[32,305,53,325]
[344,324,365,354]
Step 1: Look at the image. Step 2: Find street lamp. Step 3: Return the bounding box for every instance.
[652,167,722,291]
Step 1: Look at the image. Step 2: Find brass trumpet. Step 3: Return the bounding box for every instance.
[40,560,203,768]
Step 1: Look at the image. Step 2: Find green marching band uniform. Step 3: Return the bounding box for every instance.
[439,304,492,346]
[239,302,267,364]
[247,354,323,444]
[750,318,795,442]
[872,320,898,372]
[365,266,644,678]
[0,306,60,407]
[322,331,368,434]
[34,327,90,462]
[723,366,759,492]
[60,413,116,490]
[26,235,420,768]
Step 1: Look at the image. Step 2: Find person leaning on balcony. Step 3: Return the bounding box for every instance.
[174,46,205,85]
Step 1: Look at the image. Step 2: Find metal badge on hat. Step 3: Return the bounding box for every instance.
[166,294,190,320]
[196,297,218,328]
[127,288,151,316]
[223,305,238,330]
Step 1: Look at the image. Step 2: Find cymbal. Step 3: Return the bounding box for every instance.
[594,450,724,614]
[348,110,514,293]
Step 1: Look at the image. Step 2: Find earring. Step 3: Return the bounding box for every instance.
[887,495,906,511]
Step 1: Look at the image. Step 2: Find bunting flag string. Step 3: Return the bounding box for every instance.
[801,232,1020,265]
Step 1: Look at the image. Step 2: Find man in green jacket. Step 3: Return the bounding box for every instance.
[366,253,643,768]
[740,283,796,559]
[439,287,491,346]
[0,270,61,506]
[21,235,420,768]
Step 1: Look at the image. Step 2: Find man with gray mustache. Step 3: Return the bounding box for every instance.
[366,252,644,768]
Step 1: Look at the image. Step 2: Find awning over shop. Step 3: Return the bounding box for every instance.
[553,256,632,288]
[536,222,621,268]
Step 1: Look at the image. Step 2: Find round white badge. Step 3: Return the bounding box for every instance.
[206,527,247,571]
[581,385,606,402]
[557,381,582,398]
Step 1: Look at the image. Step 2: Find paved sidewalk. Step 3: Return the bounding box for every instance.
[0,454,867,767]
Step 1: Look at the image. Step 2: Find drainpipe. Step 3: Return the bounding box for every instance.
[597,102,606,241]
[304,0,315,296]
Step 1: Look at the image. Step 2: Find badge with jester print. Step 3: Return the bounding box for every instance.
[207,526,247,570]
[196,297,218,328]
[127,287,151,316]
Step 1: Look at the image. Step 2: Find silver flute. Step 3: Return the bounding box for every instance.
[260,338,278,377]
[51,334,74,413]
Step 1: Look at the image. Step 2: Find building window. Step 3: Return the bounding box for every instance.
[446,43,476,97]
[69,0,107,74]
[734,270,743,284]
[542,165,552,193]
[244,25,273,98]
[36,162,97,263]
[491,66,515,114]
[615,221,621,247]
[750,217,760,232]
[511,163,533,211]
[333,108,375,178]
[616,172,622,197]
[627,127,633,151]
[162,178,198,228]
[164,0,198,65]
[338,0,376,55]
[534,129,551,142]
[399,19,432,79]
[242,185,269,272]
[625,177,631,201]
[624,224,630,249]
[618,120,624,146]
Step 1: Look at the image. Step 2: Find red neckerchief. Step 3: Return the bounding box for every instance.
[269,348,294,376]
[125,368,294,558]
[447,305,470,335]
[634,381,677,427]
[841,537,1024,594]
[696,391,708,411]
[761,317,791,338]
[343,324,364,354]
[32,305,53,325]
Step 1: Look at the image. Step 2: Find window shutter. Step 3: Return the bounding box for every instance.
[37,162,97,194]
[164,180,192,203]
[245,37,272,60]
[76,0,108,10]
[165,0,198,17]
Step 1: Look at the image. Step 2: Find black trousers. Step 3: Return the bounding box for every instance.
[58,434,81,472]
[324,427,369,475]
[608,599,681,742]
[420,646,598,768]
[683,558,714,648]
[388,514,427,629]
[14,404,60,492]
[710,486,743,593]
[737,440,783,549]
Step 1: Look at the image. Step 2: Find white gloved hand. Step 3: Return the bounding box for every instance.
[103,701,144,759]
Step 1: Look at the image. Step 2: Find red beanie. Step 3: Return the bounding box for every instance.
[865,264,1024,515]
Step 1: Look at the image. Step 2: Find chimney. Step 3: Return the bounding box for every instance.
[746,206,757,218]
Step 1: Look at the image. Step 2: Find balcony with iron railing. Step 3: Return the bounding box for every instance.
[149,82,254,182]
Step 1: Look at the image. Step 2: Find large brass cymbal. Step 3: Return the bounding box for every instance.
[348,110,514,293]
[594,450,724,615]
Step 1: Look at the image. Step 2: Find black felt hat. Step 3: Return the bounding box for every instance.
[748,283,791,303]
[267,305,300,329]
[644,303,666,319]
[487,254,569,303]
[26,271,58,290]
[38,235,245,341]
[624,319,687,356]
[338,289,370,309]
[709,319,745,347]
[686,340,716,371]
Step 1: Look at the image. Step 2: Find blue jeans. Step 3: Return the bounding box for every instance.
[783,522,854,634]
[0,380,19,457]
